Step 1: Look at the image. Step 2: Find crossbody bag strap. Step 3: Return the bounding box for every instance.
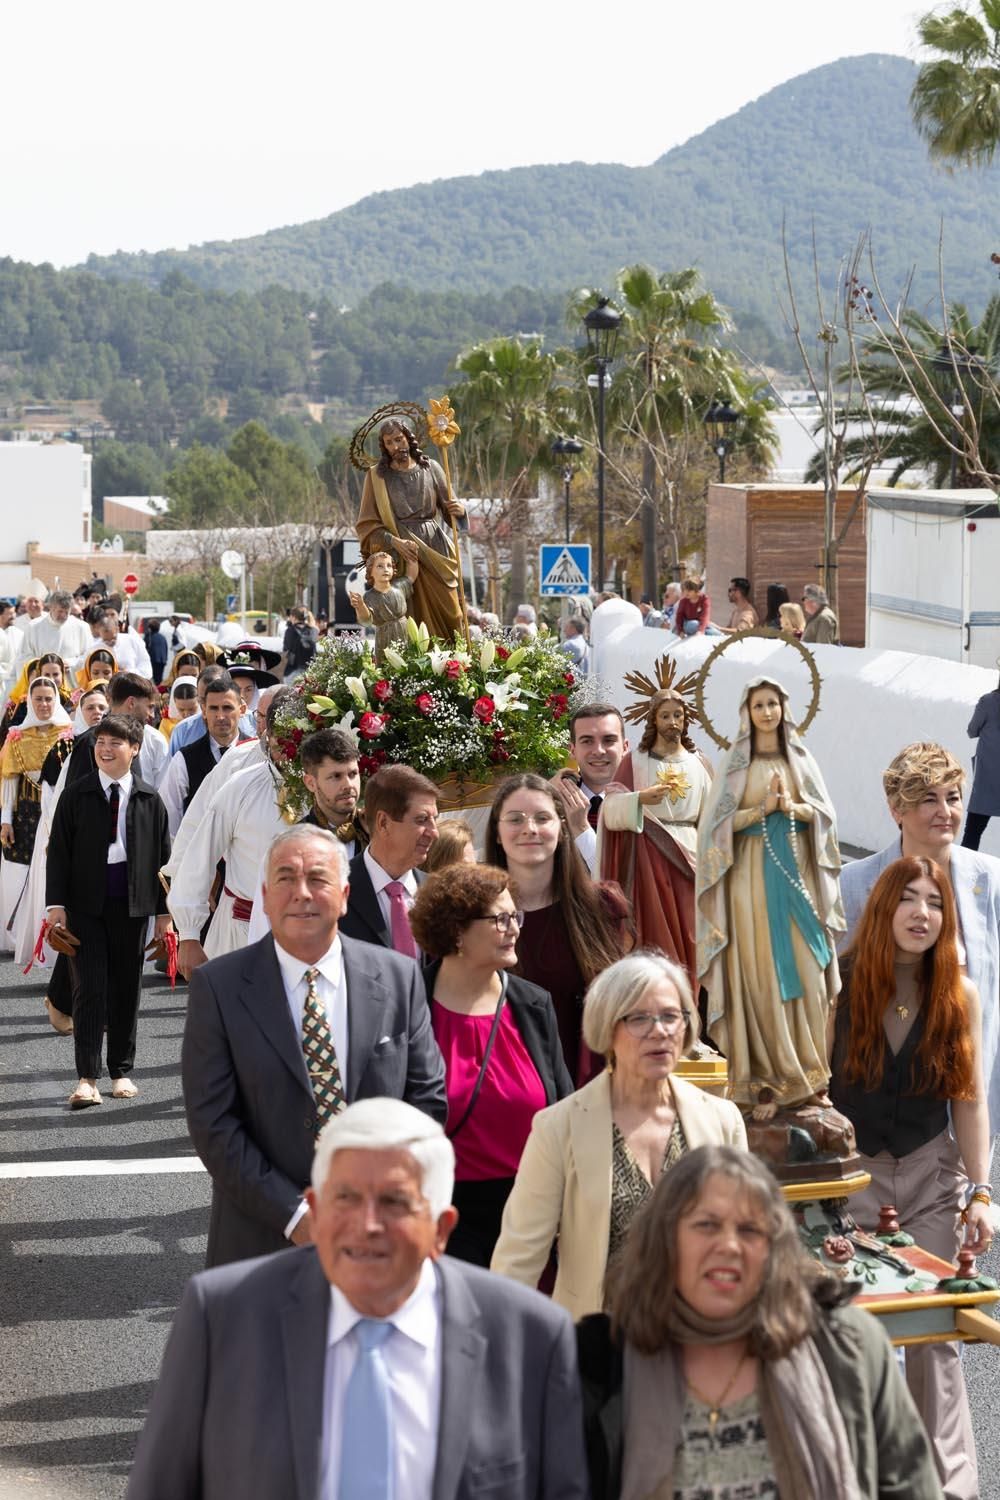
[447,971,508,1140]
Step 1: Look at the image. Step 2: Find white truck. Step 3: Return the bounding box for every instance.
[866,486,1000,667]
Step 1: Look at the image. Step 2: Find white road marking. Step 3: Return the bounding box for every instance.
[0,1157,206,1179]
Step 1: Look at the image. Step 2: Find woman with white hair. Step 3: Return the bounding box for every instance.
[491,952,747,1318]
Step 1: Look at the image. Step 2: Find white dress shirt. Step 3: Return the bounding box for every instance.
[99,768,132,863]
[363,848,417,934]
[273,935,348,1238]
[574,779,601,874]
[321,1260,441,1500]
[109,626,153,678]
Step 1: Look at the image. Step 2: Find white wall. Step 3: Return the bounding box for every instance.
[591,601,1000,859]
[0,442,91,558]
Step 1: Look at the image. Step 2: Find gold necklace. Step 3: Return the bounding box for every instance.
[685,1349,750,1437]
[895,1004,909,1020]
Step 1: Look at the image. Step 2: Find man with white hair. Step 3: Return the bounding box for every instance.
[181,825,446,1267]
[19,588,91,668]
[127,1098,588,1500]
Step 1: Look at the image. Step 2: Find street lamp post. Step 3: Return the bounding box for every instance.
[704,399,741,483]
[583,298,622,592]
[550,436,584,543]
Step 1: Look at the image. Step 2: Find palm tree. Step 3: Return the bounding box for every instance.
[911,0,1000,166]
[569,268,776,592]
[807,298,1000,486]
[448,337,570,618]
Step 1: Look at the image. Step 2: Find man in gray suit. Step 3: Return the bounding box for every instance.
[182,826,446,1267]
[127,1099,588,1500]
[841,741,1000,1134]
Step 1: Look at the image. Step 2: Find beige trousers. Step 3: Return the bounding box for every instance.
[852,1130,978,1500]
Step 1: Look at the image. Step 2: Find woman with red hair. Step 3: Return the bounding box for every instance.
[829,854,989,1500]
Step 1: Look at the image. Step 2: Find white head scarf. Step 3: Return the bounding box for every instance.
[22,676,73,731]
[72,687,109,736]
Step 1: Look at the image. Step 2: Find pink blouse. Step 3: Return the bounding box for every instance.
[431,1002,547,1182]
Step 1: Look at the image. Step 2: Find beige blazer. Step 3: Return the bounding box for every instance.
[490,1070,747,1320]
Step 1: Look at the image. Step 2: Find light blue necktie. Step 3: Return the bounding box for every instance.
[338,1319,395,1500]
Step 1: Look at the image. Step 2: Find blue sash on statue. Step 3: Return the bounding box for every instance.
[741,813,831,1001]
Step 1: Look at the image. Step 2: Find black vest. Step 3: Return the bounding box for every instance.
[829,973,949,1158]
[180,734,224,810]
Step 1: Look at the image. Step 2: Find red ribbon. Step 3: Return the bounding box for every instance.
[23,919,50,974]
[163,928,178,989]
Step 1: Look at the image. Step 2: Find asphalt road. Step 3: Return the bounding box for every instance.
[0,948,997,1498]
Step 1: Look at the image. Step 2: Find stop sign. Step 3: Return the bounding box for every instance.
[122,572,140,597]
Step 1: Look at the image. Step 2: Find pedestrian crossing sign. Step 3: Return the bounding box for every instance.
[539,544,591,596]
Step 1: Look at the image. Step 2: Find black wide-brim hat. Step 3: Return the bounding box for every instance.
[226,639,282,670]
[226,663,280,689]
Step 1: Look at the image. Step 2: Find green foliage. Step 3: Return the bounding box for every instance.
[91,440,166,519]
[75,55,1000,329]
[145,569,230,618]
[912,1,1000,165]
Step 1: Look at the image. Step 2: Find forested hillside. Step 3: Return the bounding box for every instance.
[79,55,999,317]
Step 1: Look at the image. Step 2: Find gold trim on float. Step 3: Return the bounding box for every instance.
[781,1174,871,1202]
[862,1288,1000,1316]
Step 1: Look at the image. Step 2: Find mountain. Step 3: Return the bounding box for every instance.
[81,54,1000,318]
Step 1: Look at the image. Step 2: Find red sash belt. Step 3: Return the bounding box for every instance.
[223,886,253,923]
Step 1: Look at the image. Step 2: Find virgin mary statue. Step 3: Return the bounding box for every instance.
[696,676,844,1119]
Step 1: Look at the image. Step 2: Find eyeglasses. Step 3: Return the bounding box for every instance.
[499,812,557,828]
[620,1010,688,1038]
[473,911,520,933]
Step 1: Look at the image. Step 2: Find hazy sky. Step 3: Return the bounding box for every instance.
[3,0,925,268]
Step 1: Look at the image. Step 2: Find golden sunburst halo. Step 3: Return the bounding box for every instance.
[622,652,701,727]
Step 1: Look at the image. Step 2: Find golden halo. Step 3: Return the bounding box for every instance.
[622,653,701,727]
[693,627,823,750]
[349,402,430,471]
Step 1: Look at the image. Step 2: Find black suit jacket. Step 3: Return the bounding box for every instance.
[423,963,574,1106]
[46,770,170,918]
[339,849,424,949]
[127,1250,588,1500]
[183,931,447,1266]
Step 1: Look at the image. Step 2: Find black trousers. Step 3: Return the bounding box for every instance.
[447,1177,516,1267]
[962,811,992,851]
[48,952,73,1016]
[67,894,147,1081]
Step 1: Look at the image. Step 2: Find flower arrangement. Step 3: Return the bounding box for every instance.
[273,618,576,815]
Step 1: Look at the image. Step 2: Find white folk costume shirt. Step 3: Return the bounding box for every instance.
[321,1259,441,1500]
[109,627,153,678]
[159,734,230,838]
[161,737,262,881]
[167,759,287,944]
[21,613,91,669]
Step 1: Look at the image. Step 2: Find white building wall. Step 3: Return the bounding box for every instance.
[591,600,1000,859]
[0,442,91,557]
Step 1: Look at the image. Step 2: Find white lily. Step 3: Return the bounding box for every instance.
[382,646,406,671]
[428,649,450,676]
[485,674,528,712]
[336,708,356,734]
[479,639,496,671]
[344,676,368,707]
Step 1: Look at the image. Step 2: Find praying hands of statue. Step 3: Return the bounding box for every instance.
[763,772,790,817]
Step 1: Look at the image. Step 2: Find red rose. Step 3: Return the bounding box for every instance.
[495,645,510,661]
[563,671,575,686]
[489,745,511,764]
[414,692,434,716]
[358,711,387,739]
[373,679,393,702]
[444,658,463,679]
[546,692,569,720]
[359,748,388,777]
[473,695,496,724]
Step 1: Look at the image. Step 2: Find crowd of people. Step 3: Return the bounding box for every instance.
[4,582,1000,1499]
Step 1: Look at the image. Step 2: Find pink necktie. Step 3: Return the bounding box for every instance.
[386,880,418,959]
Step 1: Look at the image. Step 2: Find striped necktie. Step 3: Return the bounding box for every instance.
[301,967,345,1130]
